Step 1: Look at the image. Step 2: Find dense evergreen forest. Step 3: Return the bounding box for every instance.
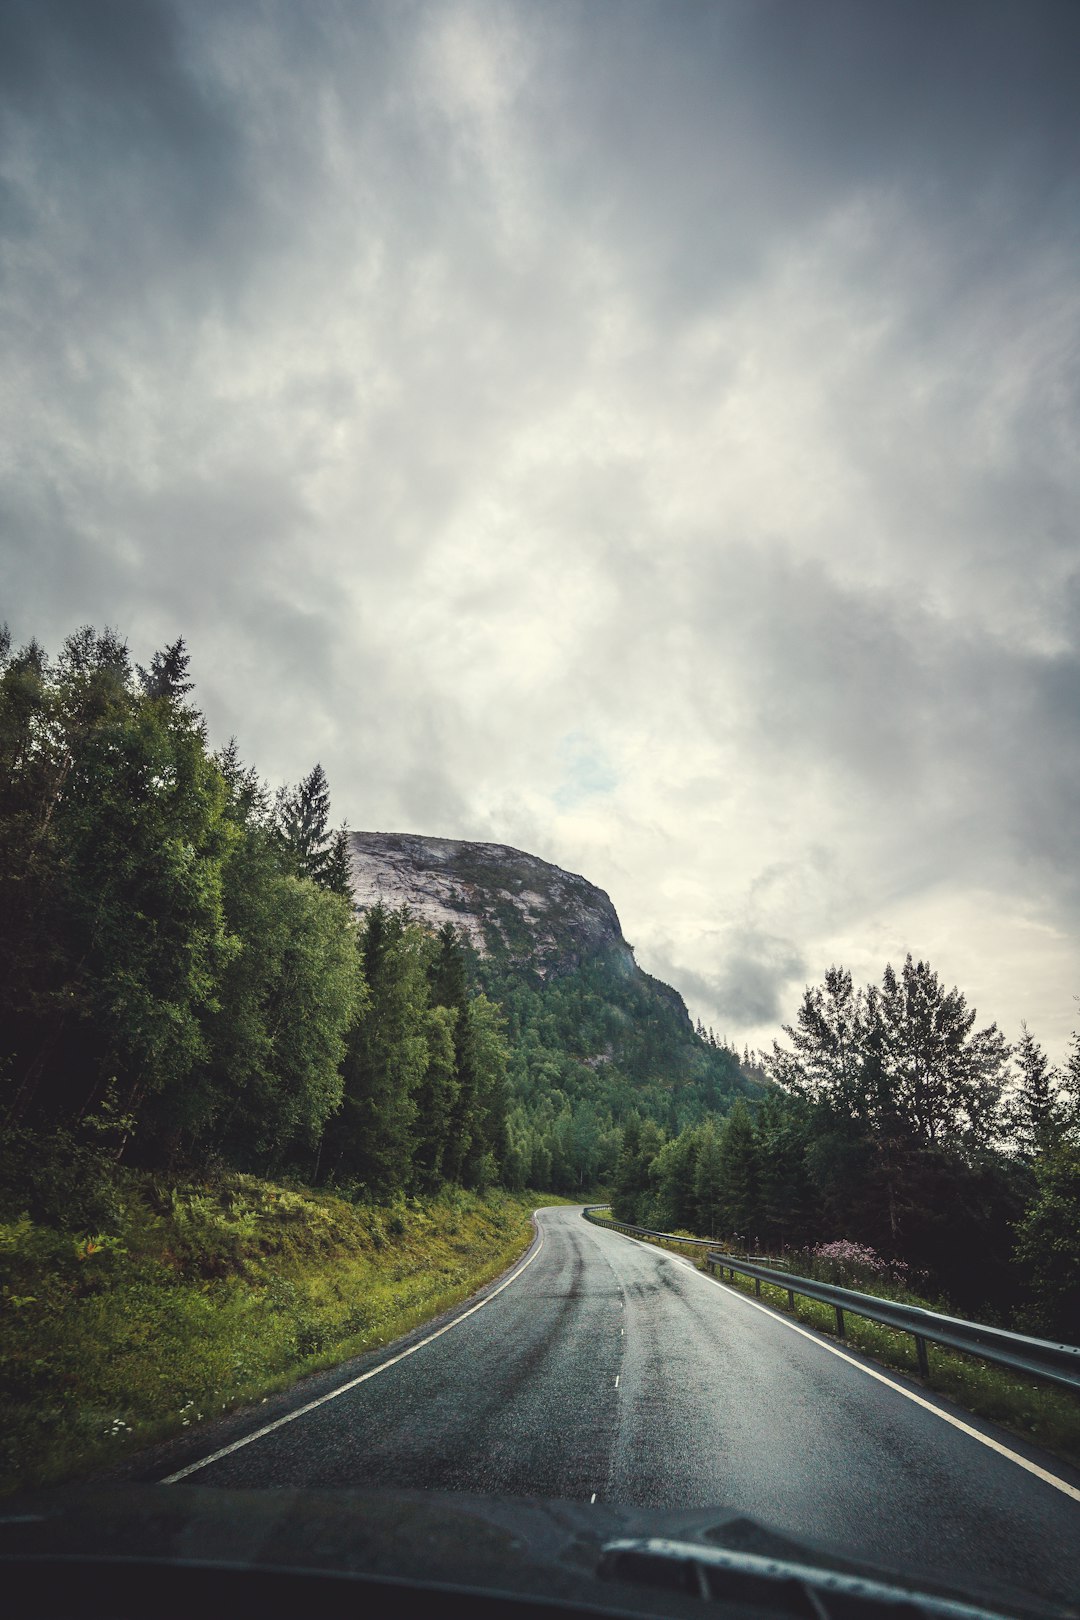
[0,628,507,1208]
[477,949,759,1194]
[613,963,1080,1339]
[0,626,752,1214]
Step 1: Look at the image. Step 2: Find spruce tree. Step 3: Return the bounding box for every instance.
[693,1120,725,1238]
[322,825,354,899]
[431,924,479,1183]
[276,764,331,881]
[463,993,510,1188]
[612,1114,645,1222]
[1006,1024,1064,1159]
[651,1126,700,1230]
[716,1099,758,1240]
[137,638,194,701]
[413,1003,459,1190]
[1015,1142,1080,1340]
[1062,1028,1080,1142]
[275,763,336,886]
[333,902,431,1196]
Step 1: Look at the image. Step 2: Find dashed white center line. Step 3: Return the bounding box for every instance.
[614,1374,620,1389]
[596,1213,1080,1506]
[590,1493,597,1503]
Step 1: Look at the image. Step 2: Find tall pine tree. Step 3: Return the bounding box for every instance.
[330,904,429,1198]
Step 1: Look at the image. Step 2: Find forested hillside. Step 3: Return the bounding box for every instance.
[480,948,757,1192]
[0,626,756,1211]
[613,963,1080,1339]
[346,831,761,1193]
[0,628,504,1205]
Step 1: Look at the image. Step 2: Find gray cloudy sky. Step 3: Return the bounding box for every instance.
[4,0,1079,1057]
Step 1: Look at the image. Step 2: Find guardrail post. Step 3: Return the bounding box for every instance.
[754,1277,761,1297]
[787,1288,795,1310]
[834,1305,846,1338]
[914,1334,929,1378]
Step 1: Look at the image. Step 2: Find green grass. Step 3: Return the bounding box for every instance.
[0,1174,573,1494]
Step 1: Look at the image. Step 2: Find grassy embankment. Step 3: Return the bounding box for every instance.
[1,1175,572,1494]
[601,1221,1080,1469]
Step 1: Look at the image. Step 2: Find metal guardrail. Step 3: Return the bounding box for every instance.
[582,1206,1080,1394]
[708,1255,1080,1392]
[582,1206,775,1265]
[582,1206,716,1251]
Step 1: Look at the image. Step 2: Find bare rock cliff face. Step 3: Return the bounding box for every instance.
[347,831,635,978]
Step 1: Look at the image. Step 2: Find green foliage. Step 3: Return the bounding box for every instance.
[693,1119,725,1237]
[648,1127,700,1231]
[770,957,1010,1149]
[0,629,371,1178]
[1015,1143,1080,1341]
[434,922,480,1185]
[137,638,194,702]
[0,1125,130,1232]
[715,1100,758,1238]
[0,627,236,1144]
[753,1089,816,1247]
[876,956,1010,1148]
[275,765,353,899]
[414,1004,459,1191]
[616,959,1080,1334]
[209,863,365,1170]
[0,1171,547,1492]
[5,622,1074,1354]
[476,941,761,1197]
[759,956,1025,1313]
[611,1115,664,1223]
[463,993,511,1190]
[0,626,521,1203]
[1005,1024,1067,1160]
[330,904,431,1199]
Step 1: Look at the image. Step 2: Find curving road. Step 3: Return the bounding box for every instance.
[158,1206,1080,1607]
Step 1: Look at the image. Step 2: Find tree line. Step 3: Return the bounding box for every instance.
[613,961,1080,1338]
[484,950,756,1196]
[0,627,507,1201]
[13,625,1072,1337]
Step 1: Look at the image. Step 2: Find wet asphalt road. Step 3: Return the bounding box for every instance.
[169,1206,1080,1606]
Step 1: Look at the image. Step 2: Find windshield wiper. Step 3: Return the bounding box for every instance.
[599,1538,1031,1620]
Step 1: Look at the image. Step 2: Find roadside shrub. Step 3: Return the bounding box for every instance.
[801,1239,916,1295]
[0,1127,128,1232]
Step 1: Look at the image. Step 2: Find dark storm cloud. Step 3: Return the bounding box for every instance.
[0,0,249,313]
[3,0,1079,1050]
[650,928,808,1033]
[541,0,1080,318]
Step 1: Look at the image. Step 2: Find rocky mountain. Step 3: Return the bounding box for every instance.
[347,831,631,978]
[347,831,760,1138]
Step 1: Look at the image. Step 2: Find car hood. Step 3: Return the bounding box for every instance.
[1,1485,1074,1620]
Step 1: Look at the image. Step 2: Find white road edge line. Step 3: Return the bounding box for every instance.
[159,1216,547,1484]
[609,1228,1080,1506]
